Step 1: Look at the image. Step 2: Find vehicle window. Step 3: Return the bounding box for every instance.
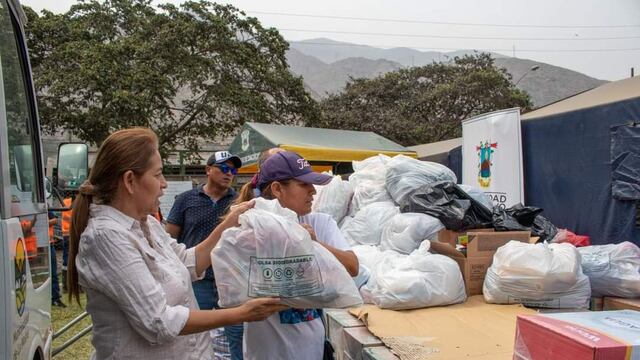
[18,213,50,289]
[0,2,49,288]
[0,1,38,210]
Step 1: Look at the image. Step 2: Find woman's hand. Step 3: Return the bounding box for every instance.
[238,298,289,322]
[222,200,255,228]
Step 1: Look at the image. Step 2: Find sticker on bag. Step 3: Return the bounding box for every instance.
[248,255,324,298]
[581,251,611,273]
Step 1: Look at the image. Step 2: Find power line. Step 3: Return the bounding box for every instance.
[248,10,640,29]
[292,41,640,53]
[279,28,640,41]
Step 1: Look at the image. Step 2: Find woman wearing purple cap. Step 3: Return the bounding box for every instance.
[234,150,359,360]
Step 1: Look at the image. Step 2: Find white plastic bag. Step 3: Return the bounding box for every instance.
[579,242,640,297]
[458,184,494,210]
[212,198,363,309]
[313,175,353,224]
[379,213,444,254]
[360,241,467,310]
[340,201,399,246]
[351,244,385,270]
[483,241,591,309]
[385,155,457,205]
[352,154,391,176]
[352,264,371,289]
[349,155,392,215]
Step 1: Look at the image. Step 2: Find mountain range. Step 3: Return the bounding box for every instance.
[286,38,607,108]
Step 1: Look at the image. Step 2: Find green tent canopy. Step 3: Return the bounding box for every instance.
[228,122,416,173]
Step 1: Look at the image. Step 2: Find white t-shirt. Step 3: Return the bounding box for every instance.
[243,212,351,360]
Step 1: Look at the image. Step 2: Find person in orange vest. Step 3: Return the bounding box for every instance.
[60,197,72,293]
[48,211,65,307]
[19,217,37,260]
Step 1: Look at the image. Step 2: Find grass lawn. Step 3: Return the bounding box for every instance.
[51,287,93,359]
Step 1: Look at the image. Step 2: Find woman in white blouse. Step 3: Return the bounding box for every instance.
[66,128,286,360]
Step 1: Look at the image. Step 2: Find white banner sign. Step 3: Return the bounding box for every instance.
[462,108,524,210]
[159,181,193,218]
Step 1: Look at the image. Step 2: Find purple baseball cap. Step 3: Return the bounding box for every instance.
[257,151,332,190]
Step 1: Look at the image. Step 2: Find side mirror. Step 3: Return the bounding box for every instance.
[56,143,89,191]
[44,176,52,199]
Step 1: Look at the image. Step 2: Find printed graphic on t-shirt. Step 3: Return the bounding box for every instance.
[278,308,321,324]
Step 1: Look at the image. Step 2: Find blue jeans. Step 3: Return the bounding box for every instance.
[192,278,217,310]
[225,324,244,360]
[50,244,60,302]
[192,279,243,359]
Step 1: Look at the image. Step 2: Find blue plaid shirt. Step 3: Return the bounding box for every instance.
[167,185,237,280]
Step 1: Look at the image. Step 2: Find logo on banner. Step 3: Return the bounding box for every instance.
[476,141,498,188]
[241,130,250,151]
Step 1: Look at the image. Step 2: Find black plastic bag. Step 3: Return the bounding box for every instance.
[493,203,558,242]
[400,181,493,231]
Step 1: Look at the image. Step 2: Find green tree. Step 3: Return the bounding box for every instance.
[311,53,531,146]
[24,0,319,157]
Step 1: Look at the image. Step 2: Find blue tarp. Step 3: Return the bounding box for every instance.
[521,97,640,245]
[446,96,640,245]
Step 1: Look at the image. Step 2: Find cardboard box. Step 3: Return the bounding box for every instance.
[350,296,537,359]
[604,297,640,311]
[514,310,640,360]
[362,347,399,360]
[590,297,604,311]
[430,231,532,295]
[343,327,384,360]
[437,228,494,247]
[325,309,365,360]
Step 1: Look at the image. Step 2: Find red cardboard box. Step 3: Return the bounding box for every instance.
[514,310,640,360]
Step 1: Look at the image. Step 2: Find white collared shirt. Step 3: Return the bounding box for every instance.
[77,204,213,360]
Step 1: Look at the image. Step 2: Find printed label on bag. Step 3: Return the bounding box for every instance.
[247,255,324,298]
[581,252,611,273]
[507,296,561,308]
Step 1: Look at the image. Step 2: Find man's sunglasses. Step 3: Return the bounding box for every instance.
[213,164,238,175]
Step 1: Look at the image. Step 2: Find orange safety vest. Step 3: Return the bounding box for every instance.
[61,197,73,237]
[20,219,37,259]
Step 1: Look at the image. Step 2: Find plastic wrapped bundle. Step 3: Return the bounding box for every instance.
[401,181,493,231]
[458,184,494,211]
[379,213,444,254]
[385,155,457,205]
[483,241,591,309]
[492,203,558,243]
[349,155,392,215]
[360,241,467,310]
[579,242,640,297]
[340,201,399,246]
[351,244,385,270]
[212,198,363,309]
[312,175,353,224]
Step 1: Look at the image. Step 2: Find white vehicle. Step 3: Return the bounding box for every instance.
[0,1,87,359]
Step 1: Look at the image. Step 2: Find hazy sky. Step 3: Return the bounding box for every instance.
[21,0,640,81]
